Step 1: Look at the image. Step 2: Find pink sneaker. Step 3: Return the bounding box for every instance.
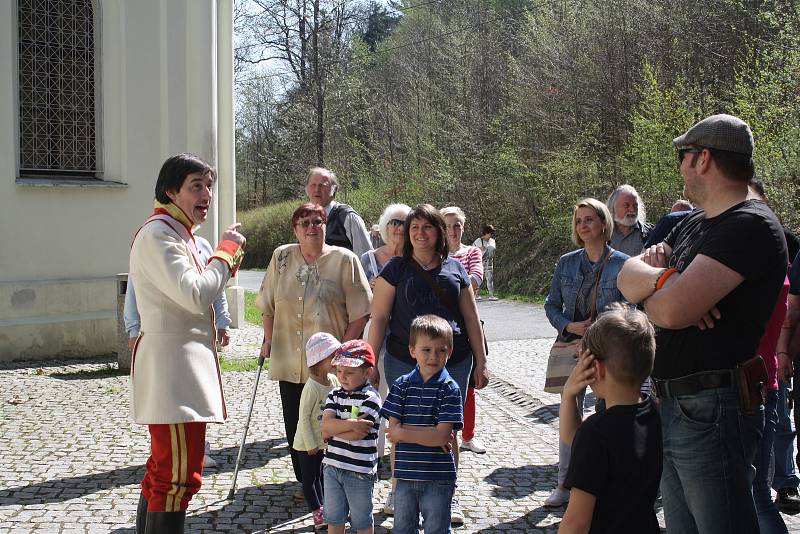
[313,508,327,530]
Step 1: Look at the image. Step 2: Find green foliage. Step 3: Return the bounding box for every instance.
[620,63,703,215]
[239,199,298,269]
[235,0,800,298]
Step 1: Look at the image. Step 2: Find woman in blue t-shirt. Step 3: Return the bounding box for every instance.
[367,203,489,520]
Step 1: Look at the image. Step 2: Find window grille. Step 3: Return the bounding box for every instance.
[18,0,99,178]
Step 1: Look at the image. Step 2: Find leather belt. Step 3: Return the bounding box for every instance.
[652,370,734,399]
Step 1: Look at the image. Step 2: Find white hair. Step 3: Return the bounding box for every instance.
[607,184,647,224]
[378,203,412,243]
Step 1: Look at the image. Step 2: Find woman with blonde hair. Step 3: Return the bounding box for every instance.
[441,206,486,455]
[543,197,630,507]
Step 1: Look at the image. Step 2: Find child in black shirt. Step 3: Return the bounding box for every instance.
[559,304,663,534]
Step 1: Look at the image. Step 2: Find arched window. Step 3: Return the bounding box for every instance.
[18,0,99,178]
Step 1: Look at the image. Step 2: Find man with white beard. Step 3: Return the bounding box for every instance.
[607,184,653,257]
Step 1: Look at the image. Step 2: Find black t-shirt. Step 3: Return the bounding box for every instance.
[380,256,471,364]
[564,395,662,534]
[654,200,787,379]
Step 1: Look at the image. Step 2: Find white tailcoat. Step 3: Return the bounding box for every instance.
[129,217,229,424]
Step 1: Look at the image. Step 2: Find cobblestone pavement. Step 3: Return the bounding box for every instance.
[2,316,800,532]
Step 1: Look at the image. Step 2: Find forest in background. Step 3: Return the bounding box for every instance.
[233,0,800,294]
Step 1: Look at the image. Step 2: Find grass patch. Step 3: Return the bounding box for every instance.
[219,357,267,373]
[244,291,261,326]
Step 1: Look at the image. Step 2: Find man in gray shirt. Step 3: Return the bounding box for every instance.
[305,167,372,258]
[607,184,653,257]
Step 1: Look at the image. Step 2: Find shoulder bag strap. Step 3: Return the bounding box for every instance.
[368,250,379,277]
[588,248,614,320]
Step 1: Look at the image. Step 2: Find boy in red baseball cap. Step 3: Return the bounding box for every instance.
[320,340,382,534]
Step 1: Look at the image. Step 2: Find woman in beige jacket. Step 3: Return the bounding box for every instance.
[256,202,372,486]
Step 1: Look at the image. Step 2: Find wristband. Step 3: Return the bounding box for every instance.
[778,351,790,356]
[654,268,678,291]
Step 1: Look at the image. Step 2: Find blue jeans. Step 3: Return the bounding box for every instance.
[660,387,763,534]
[773,380,800,490]
[753,389,788,534]
[322,464,375,530]
[393,479,455,534]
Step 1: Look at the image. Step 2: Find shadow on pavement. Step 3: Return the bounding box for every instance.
[525,403,560,425]
[484,463,558,499]
[109,481,311,534]
[474,505,564,532]
[0,439,288,505]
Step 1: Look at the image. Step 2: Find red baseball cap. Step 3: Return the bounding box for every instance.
[331,339,376,368]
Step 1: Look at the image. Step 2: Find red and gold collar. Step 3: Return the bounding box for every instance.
[153,200,194,233]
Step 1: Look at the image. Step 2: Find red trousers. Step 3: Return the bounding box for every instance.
[463,387,476,441]
[141,422,206,512]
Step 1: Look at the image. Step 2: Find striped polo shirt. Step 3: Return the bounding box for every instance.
[380,366,463,481]
[322,382,382,475]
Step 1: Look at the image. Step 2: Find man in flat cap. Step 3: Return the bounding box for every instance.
[617,114,787,533]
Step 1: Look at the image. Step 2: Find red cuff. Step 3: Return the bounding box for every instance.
[209,240,244,275]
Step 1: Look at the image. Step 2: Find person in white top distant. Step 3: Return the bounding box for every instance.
[473,224,497,300]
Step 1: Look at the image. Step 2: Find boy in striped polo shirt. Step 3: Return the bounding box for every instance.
[381,315,464,534]
[321,340,382,534]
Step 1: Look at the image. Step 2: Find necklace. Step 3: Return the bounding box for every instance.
[413,254,438,270]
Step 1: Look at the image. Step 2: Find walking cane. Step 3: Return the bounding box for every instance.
[227,352,266,500]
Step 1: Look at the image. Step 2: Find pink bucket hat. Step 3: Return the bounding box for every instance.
[305,332,341,367]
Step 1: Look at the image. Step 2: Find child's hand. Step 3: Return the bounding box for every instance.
[563,351,596,398]
[386,424,402,443]
[349,418,374,440]
[308,447,320,455]
[441,431,456,453]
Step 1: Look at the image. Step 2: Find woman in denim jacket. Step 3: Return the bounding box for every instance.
[543,197,630,507]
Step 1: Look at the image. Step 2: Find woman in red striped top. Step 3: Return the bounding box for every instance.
[441,206,486,456]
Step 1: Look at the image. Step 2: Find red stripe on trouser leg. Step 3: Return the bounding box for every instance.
[141,422,206,512]
[463,386,476,442]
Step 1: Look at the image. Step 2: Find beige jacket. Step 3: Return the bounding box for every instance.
[129,206,241,424]
[256,244,372,384]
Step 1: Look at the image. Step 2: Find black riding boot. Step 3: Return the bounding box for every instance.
[144,511,186,534]
[135,494,148,534]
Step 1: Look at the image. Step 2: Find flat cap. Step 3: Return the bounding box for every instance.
[673,114,753,156]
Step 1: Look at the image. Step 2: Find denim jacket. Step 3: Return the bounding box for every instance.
[544,245,630,338]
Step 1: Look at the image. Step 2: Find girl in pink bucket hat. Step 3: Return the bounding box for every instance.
[295,332,341,529]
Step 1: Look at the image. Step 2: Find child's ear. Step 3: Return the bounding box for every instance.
[592,358,604,379]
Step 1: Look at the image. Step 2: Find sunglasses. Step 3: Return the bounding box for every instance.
[296,218,325,229]
[677,147,704,164]
[388,219,405,227]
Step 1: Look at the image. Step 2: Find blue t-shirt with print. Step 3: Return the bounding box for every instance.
[380,256,471,364]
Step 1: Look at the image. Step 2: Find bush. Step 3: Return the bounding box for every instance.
[239,199,298,269]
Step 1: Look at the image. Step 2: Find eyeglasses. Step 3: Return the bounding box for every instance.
[296,218,325,228]
[388,219,405,227]
[677,147,704,164]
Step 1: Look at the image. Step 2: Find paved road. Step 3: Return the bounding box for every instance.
[237,270,264,292]
[237,270,557,343]
[1,296,798,533]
